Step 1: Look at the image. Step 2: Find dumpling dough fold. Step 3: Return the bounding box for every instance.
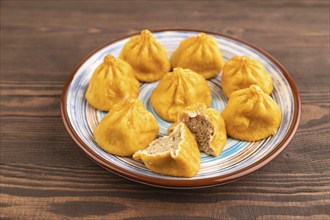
[222,85,281,141]
[171,32,225,79]
[221,56,273,98]
[150,67,212,122]
[94,99,159,156]
[119,29,171,82]
[85,54,139,111]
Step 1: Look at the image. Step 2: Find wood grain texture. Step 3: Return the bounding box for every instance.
[1,0,329,219]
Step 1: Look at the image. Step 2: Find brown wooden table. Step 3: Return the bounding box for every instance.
[1,1,329,219]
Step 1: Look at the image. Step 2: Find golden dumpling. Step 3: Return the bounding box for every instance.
[85,54,139,111]
[221,56,273,98]
[119,29,171,82]
[94,99,159,156]
[222,85,281,141]
[150,67,212,122]
[168,103,227,157]
[133,122,200,177]
[171,32,224,79]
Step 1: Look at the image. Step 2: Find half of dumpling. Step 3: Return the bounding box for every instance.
[222,85,281,141]
[221,56,273,98]
[119,29,171,82]
[133,122,200,177]
[150,67,212,122]
[171,32,225,79]
[168,103,227,157]
[85,54,140,111]
[94,98,159,156]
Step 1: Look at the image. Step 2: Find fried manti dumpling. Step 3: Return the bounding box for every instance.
[85,54,139,111]
[221,56,273,98]
[222,85,281,141]
[168,103,227,157]
[119,29,171,82]
[94,99,159,156]
[133,122,200,177]
[150,67,212,122]
[171,32,225,79]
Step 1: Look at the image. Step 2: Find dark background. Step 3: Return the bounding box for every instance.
[1,0,329,219]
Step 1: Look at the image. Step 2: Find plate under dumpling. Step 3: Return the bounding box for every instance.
[61,30,300,188]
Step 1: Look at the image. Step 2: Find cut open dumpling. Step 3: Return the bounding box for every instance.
[168,104,227,157]
[133,122,200,177]
[185,115,218,156]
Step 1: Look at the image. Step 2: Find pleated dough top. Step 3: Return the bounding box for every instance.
[119,29,171,82]
[85,54,139,111]
[221,56,273,98]
[94,98,159,156]
[222,85,281,141]
[171,32,225,79]
[150,67,212,122]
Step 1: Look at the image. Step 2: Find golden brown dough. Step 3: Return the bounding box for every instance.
[119,29,171,82]
[85,54,139,111]
[222,85,281,141]
[171,32,225,79]
[150,67,212,122]
[94,99,159,156]
[133,122,200,177]
[221,56,273,98]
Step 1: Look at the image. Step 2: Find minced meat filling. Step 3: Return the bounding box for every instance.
[185,115,214,154]
[146,129,181,155]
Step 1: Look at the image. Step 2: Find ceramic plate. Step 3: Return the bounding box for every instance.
[61,29,300,188]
